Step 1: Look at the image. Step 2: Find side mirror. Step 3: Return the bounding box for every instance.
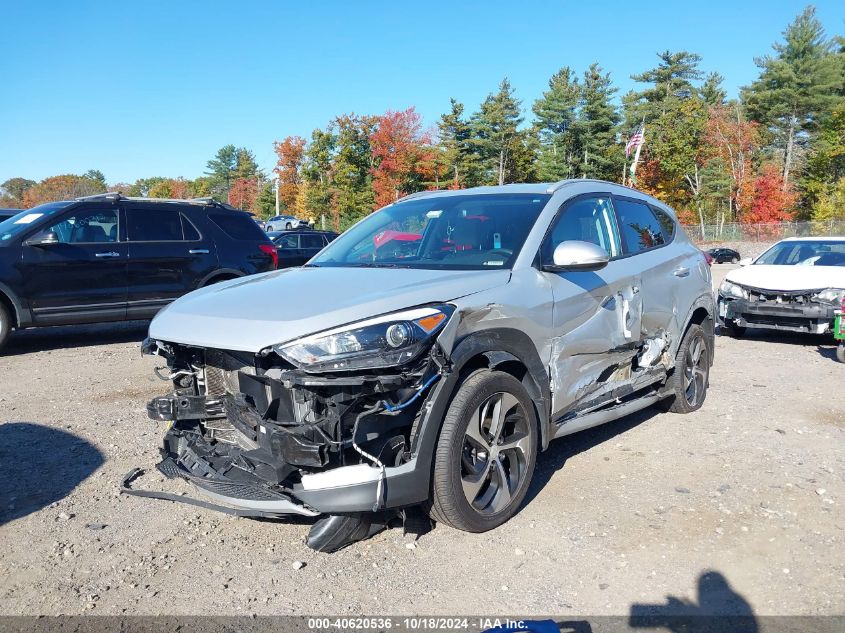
[543,240,610,273]
[25,231,59,247]
[738,257,752,267]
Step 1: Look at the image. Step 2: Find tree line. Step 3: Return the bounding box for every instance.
[2,6,843,234]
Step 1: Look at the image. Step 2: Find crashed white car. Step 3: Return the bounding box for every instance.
[718,237,845,337]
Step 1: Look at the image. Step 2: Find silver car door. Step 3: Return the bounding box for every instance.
[542,194,643,420]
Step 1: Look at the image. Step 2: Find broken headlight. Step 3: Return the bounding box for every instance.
[274,304,454,372]
[812,288,845,306]
[719,280,748,300]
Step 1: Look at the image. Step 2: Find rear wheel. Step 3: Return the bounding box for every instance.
[837,344,845,364]
[0,302,11,353]
[427,370,537,532]
[663,324,710,414]
[285,222,292,230]
[731,256,739,264]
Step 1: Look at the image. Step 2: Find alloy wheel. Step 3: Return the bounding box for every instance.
[684,335,708,406]
[461,391,531,516]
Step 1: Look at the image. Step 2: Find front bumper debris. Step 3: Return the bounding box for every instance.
[718,292,835,334]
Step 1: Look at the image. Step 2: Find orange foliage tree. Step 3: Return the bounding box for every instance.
[704,104,758,220]
[370,108,434,209]
[273,136,306,212]
[22,174,105,208]
[228,177,259,212]
[745,163,796,225]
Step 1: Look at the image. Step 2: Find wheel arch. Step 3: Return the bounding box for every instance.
[198,269,244,288]
[0,282,31,328]
[678,295,716,366]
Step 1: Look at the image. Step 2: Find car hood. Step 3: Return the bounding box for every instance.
[726,264,845,292]
[149,266,512,352]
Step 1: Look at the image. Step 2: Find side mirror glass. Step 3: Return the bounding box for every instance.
[738,257,752,267]
[25,231,59,247]
[544,240,610,272]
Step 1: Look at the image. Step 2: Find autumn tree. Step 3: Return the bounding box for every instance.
[0,177,35,208]
[228,177,260,212]
[745,163,797,225]
[704,103,759,225]
[370,107,433,208]
[742,6,844,189]
[273,135,306,211]
[22,174,106,207]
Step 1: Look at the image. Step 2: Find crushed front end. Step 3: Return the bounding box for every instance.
[128,305,456,549]
[718,283,837,335]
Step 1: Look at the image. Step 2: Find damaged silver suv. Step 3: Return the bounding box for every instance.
[129,180,714,551]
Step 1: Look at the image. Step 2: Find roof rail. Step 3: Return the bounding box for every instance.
[76,192,124,202]
[545,180,576,194]
[188,197,239,210]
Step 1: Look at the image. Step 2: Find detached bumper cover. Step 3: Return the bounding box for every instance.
[718,293,835,334]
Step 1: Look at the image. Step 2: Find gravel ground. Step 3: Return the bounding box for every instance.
[0,264,842,618]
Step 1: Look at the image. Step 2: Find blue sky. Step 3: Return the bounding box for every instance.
[1,1,842,185]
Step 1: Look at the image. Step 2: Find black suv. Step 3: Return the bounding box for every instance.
[271,229,338,268]
[0,193,277,352]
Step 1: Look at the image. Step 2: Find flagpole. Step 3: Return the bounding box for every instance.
[628,122,645,188]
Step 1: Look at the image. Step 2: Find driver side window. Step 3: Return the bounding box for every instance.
[46,207,118,244]
[543,196,620,263]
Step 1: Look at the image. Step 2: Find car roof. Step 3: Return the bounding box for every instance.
[778,236,845,242]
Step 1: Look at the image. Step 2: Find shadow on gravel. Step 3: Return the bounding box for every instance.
[524,405,660,509]
[0,422,104,526]
[4,320,149,354]
[630,570,758,632]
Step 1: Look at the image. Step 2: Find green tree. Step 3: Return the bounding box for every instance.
[205,144,239,199]
[332,114,377,229]
[574,63,621,181]
[0,177,36,207]
[628,50,704,119]
[234,148,262,180]
[438,99,481,187]
[742,6,844,188]
[532,67,580,181]
[470,78,525,185]
[701,72,727,105]
[803,100,845,218]
[301,127,337,222]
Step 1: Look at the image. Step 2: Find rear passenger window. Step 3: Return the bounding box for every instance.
[209,213,267,240]
[181,214,201,240]
[651,207,676,238]
[614,198,667,254]
[300,234,324,249]
[127,208,183,241]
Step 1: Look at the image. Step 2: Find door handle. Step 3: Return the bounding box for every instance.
[95,251,120,258]
[188,249,210,255]
[673,267,690,277]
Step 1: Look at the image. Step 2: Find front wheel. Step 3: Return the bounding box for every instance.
[837,344,845,364]
[427,369,537,532]
[663,324,710,414]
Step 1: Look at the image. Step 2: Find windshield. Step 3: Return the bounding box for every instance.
[755,240,845,267]
[309,193,551,270]
[0,202,74,245]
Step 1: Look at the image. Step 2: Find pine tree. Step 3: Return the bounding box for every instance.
[470,79,524,185]
[437,99,480,187]
[575,63,621,181]
[205,145,239,199]
[701,72,727,105]
[742,6,844,188]
[532,67,580,181]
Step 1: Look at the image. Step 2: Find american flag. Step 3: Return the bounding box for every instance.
[625,125,645,157]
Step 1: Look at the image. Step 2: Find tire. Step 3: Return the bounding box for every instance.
[837,345,845,364]
[663,324,710,414]
[0,301,11,353]
[265,224,274,232]
[731,257,739,264]
[427,369,538,532]
[285,222,292,230]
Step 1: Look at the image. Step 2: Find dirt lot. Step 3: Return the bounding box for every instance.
[0,264,842,618]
